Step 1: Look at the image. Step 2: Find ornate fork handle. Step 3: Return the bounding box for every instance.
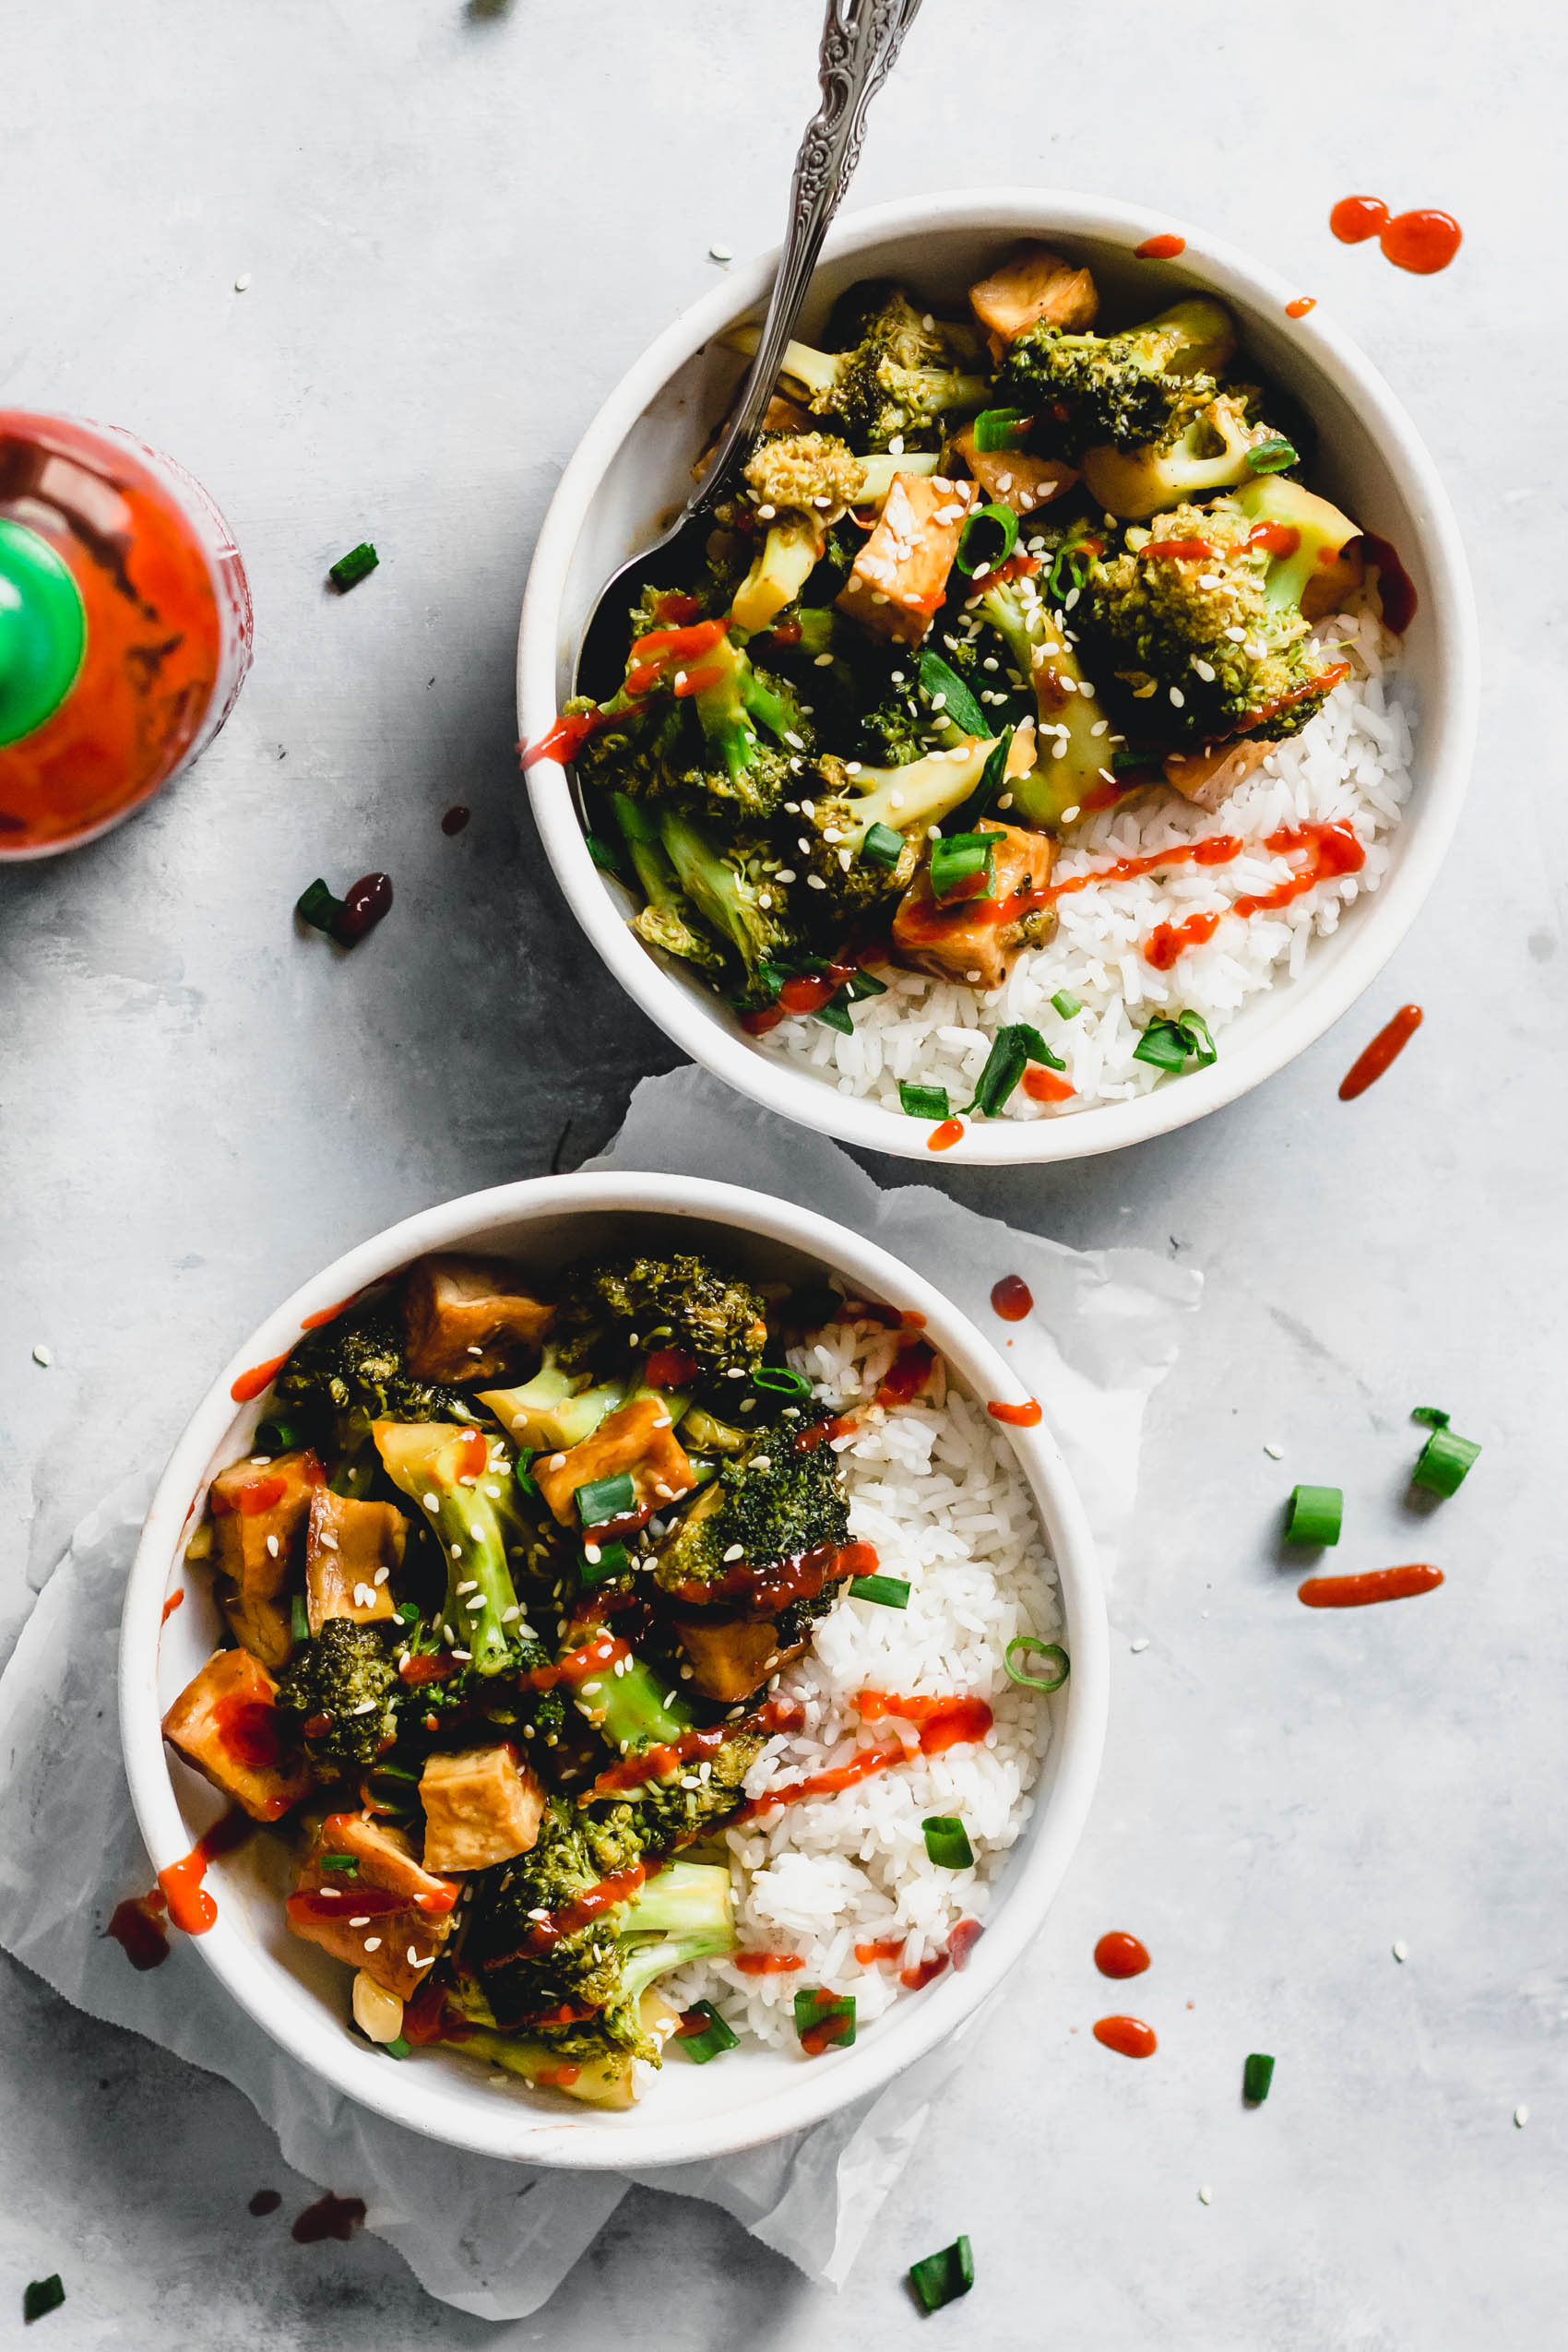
[695,0,924,501]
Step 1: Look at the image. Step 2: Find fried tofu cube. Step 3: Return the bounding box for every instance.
[969,242,1099,345]
[419,1746,545,1873]
[536,1396,696,1528]
[287,1812,456,2001]
[836,474,977,646]
[161,1647,312,1822]
[1162,737,1271,813]
[893,818,1056,992]
[401,1254,554,1382]
[304,1489,406,1635]
[950,424,1078,517]
[671,1614,809,1705]
[209,1449,322,1671]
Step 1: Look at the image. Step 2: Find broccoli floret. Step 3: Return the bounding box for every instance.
[963,570,1117,827]
[790,736,998,922]
[567,1629,695,1755]
[576,623,806,826]
[608,792,729,979]
[654,1418,849,1598]
[374,1420,536,1677]
[1077,477,1360,750]
[733,286,989,451]
[616,1728,763,1851]
[1080,388,1293,522]
[275,1618,401,1776]
[273,1308,478,1462]
[686,634,809,807]
[658,810,804,1002]
[731,434,867,634]
[552,1250,769,1383]
[1000,297,1237,457]
[480,1346,628,1455]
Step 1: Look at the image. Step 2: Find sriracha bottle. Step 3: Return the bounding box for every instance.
[0,412,253,856]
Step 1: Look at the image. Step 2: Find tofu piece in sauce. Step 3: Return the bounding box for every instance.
[950,424,1078,517]
[1162,737,1271,813]
[536,1396,696,1528]
[671,1613,810,1705]
[420,1746,546,1873]
[401,1254,554,1383]
[287,1812,457,2001]
[161,1646,312,1822]
[836,473,977,646]
[892,818,1056,992]
[968,241,1099,345]
[304,1488,407,1635]
[209,1449,322,1670]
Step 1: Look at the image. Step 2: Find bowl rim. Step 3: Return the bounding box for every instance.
[119,1170,1108,2168]
[518,184,1479,1166]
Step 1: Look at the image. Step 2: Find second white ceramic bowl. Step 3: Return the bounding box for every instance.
[518,188,1477,1165]
[120,1171,1106,2168]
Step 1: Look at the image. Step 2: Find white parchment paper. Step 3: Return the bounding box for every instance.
[0,1066,1199,2324]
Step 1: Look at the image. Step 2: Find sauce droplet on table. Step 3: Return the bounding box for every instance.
[1330,195,1389,243]
[1299,1563,1443,1608]
[1286,296,1317,318]
[248,2189,282,2217]
[440,803,470,836]
[990,1274,1034,1322]
[987,1397,1042,1427]
[1094,1931,1151,1979]
[1381,208,1462,274]
[1339,1004,1423,1099]
[291,2192,367,2244]
[1134,233,1186,259]
[1094,2013,1158,2059]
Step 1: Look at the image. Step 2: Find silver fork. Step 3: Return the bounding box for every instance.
[571,0,924,701]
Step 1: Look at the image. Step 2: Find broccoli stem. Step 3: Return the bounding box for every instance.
[1232,477,1360,612]
[570,1634,695,1752]
[374,1421,526,1676]
[620,1859,736,1949]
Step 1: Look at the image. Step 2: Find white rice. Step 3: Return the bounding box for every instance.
[665,1312,1060,2049]
[758,604,1413,1116]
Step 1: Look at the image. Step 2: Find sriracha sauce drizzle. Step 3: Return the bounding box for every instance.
[1339,1004,1423,1099]
[1299,1563,1444,1609]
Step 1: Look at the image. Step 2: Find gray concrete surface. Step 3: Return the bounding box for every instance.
[1,2,1562,2345]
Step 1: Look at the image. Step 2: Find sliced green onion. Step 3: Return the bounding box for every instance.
[928,832,996,905]
[575,1470,635,1526]
[291,1592,310,1646]
[322,1853,361,1875]
[381,2035,412,2059]
[1004,1635,1070,1693]
[23,2277,66,2324]
[296,877,344,934]
[585,833,621,874]
[1242,2050,1276,2104]
[370,1758,420,1783]
[813,990,855,1035]
[899,1081,952,1121]
[846,968,887,1000]
[849,1573,910,1610]
[968,1021,1065,1118]
[917,649,989,739]
[255,1416,300,1453]
[578,1536,631,1588]
[794,1988,856,2052]
[516,1458,539,1500]
[950,727,1013,835]
[396,1601,421,1625]
[974,406,1034,452]
[1411,1424,1480,1497]
[1132,1009,1218,1075]
[675,2000,739,2064]
[1051,990,1082,1019]
[861,821,907,870]
[754,1364,813,1398]
[1410,1406,1450,1429]
[1245,437,1299,476]
[1285,1484,1342,1545]
[922,1815,974,1869]
[956,501,1018,577]
[1048,541,1094,603]
[328,541,379,591]
[909,2237,974,2313]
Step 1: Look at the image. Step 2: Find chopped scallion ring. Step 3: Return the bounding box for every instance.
[290,1592,310,1646]
[899,1081,952,1122]
[973,406,1034,452]
[1245,437,1299,475]
[861,821,907,869]
[1049,541,1094,602]
[516,1459,539,1500]
[1411,1424,1480,1497]
[793,1988,856,2052]
[1242,2050,1276,2104]
[968,1021,1065,1118]
[1132,1009,1218,1075]
[328,541,379,590]
[382,2036,412,2060]
[295,877,344,935]
[396,1602,420,1625]
[846,967,887,1000]
[909,2237,974,2313]
[577,1536,630,1588]
[956,501,1019,576]
[675,2000,739,2063]
[928,831,996,905]
[917,648,988,739]
[950,728,1013,835]
[1410,1406,1450,1429]
[813,990,854,1035]
[849,1573,910,1609]
[922,1815,974,1869]
[753,1364,813,1397]
[255,1416,300,1452]
[321,1853,361,1874]
[23,2277,66,2324]
[1004,1635,1070,1693]
[1051,990,1083,1019]
[575,1470,635,1526]
[1285,1484,1342,1546]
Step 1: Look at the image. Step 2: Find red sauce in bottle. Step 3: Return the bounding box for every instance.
[990,1275,1034,1322]
[1339,1003,1423,1099]
[988,1397,1042,1427]
[1094,2013,1158,2059]
[231,1352,291,1405]
[106,1894,171,1971]
[1357,532,1419,633]
[1134,233,1186,260]
[927,1118,965,1152]
[291,2192,367,2244]
[157,1808,251,1936]
[733,1951,804,1976]
[1330,195,1389,244]
[1094,1931,1151,1979]
[1286,296,1317,319]
[1298,1563,1443,1608]
[441,804,470,836]
[0,413,252,855]
[160,1588,184,1625]
[1382,208,1462,275]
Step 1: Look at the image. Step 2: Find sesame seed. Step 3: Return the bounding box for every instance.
[888,434,905,455]
[1393,1941,1408,1962]
[455,1579,477,1594]
[407,1946,422,1966]
[351,1699,377,1716]
[362,1935,381,1951]
[1169,687,1184,707]
[805,873,826,890]
[349,1914,371,1927]
[233,272,252,291]
[316,1888,342,1901]
[783,731,804,750]
[466,1344,483,1358]
[708,242,732,262]
[1060,804,1080,822]
[266,1535,280,1559]
[374,1566,390,1585]
[1515,2105,1530,2127]
[776,868,797,884]
[1224,624,1247,642]
[451,1648,471,1662]
[1130,1636,1150,1653]
[837,849,852,872]
[1264,1442,1284,1460]
[422,1492,438,1510]
[814,651,834,667]
[1197,2185,1213,2206]
[249,1455,272,1467]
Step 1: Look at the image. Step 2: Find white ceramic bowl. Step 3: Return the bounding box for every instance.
[519,189,1478,1165]
[120,1172,1106,2168]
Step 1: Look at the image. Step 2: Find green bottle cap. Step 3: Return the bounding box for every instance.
[0,517,88,748]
